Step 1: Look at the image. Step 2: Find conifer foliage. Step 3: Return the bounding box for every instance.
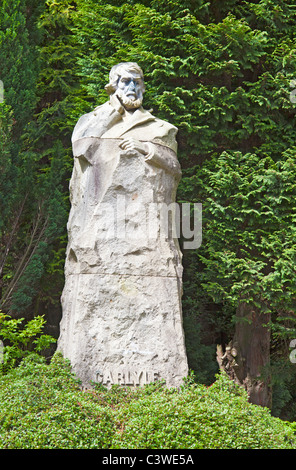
[0,0,68,330]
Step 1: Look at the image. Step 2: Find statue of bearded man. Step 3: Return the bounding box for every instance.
[71,61,180,171]
[58,62,188,388]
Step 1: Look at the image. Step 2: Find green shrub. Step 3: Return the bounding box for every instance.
[112,373,296,449]
[0,312,56,373]
[0,353,295,449]
[0,353,116,449]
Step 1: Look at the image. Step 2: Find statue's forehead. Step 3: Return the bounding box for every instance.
[118,70,143,80]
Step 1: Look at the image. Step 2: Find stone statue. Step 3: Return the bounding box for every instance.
[58,62,188,387]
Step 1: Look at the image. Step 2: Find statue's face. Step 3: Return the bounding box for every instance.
[115,70,144,110]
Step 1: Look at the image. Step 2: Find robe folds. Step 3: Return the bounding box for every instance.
[58,99,188,388]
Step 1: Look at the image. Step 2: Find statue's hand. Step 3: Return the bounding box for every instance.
[119,138,149,156]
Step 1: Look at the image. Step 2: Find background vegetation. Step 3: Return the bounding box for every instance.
[1,0,296,432]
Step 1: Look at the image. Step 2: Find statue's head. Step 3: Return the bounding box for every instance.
[105,62,145,110]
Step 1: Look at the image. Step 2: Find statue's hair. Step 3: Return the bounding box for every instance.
[105,62,145,95]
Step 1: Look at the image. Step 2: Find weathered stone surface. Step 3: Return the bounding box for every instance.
[60,273,187,387]
[58,63,188,387]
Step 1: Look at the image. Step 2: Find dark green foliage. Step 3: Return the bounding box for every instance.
[0,0,69,327]
[0,354,295,449]
[0,0,38,136]
[196,149,296,312]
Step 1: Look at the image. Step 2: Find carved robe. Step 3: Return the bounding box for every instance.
[58,98,188,387]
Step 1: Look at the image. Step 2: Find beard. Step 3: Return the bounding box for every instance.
[115,89,143,110]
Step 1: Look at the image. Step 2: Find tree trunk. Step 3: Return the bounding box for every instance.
[217,303,272,408]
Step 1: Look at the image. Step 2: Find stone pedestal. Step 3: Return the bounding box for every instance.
[59,273,187,387]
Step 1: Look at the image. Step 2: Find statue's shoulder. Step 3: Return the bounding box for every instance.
[141,110,178,152]
[142,108,176,130]
[154,116,177,132]
[76,101,112,124]
[72,102,115,142]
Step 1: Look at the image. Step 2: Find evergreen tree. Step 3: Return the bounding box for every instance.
[0,0,68,341]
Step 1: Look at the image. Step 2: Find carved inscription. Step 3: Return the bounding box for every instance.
[96,369,160,386]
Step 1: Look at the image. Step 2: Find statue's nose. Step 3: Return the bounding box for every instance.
[128,80,136,91]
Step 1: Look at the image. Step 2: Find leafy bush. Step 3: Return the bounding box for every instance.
[0,353,115,449]
[112,374,296,449]
[0,353,295,449]
[0,312,56,373]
